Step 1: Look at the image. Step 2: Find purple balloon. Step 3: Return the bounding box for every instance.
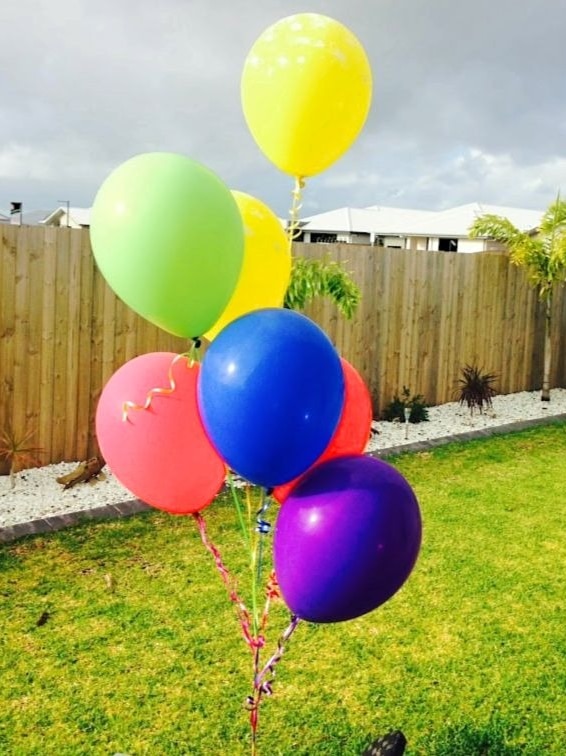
[273,455,422,623]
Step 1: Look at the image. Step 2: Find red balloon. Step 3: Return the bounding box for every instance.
[274,359,372,502]
[96,352,226,514]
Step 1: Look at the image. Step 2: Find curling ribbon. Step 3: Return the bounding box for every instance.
[193,512,263,652]
[255,490,272,535]
[121,345,200,422]
[254,614,300,696]
[256,570,279,642]
[245,611,301,756]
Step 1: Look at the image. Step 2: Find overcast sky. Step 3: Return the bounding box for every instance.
[1,0,565,219]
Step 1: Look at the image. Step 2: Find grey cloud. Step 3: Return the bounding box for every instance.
[1,0,565,216]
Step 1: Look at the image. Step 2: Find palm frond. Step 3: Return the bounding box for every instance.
[470,214,551,279]
[468,215,524,246]
[471,197,566,402]
[538,197,566,237]
[550,231,566,270]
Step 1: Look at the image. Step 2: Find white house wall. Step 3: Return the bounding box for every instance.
[458,238,487,253]
[304,230,495,253]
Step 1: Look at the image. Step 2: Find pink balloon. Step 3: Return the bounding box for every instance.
[96,352,226,514]
[274,358,373,503]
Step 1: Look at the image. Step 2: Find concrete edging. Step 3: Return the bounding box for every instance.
[2,413,565,545]
[369,412,566,458]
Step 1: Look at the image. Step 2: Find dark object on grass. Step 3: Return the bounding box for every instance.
[362,729,407,755]
[457,364,498,415]
[56,457,106,489]
[36,611,50,627]
[382,386,429,424]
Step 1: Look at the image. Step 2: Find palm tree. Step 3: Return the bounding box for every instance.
[469,198,566,401]
[284,255,361,319]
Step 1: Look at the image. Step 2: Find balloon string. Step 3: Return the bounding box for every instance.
[259,569,279,637]
[193,512,260,651]
[226,472,252,553]
[246,613,301,752]
[121,345,200,422]
[251,488,272,635]
[187,337,202,364]
[244,484,260,634]
[287,175,306,250]
[195,505,283,756]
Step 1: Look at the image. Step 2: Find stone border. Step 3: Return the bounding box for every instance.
[0,499,151,545]
[2,413,565,545]
[369,413,566,459]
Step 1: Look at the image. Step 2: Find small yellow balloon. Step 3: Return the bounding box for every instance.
[205,192,292,341]
[241,13,372,178]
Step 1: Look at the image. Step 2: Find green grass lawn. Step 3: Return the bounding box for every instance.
[1,422,566,755]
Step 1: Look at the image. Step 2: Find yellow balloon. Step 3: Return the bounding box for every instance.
[241,13,372,178]
[205,192,292,341]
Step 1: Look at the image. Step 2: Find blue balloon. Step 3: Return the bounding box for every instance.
[197,309,344,487]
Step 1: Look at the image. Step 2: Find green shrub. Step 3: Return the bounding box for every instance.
[381,386,429,424]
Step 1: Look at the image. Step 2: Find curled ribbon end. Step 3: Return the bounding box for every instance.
[120,353,191,422]
[122,401,134,423]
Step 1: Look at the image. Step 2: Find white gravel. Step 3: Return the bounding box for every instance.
[1,388,565,529]
[366,387,566,452]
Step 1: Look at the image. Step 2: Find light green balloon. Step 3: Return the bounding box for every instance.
[90,153,244,338]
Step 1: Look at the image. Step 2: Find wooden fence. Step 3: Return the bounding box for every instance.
[0,225,186,466]
[1,227,565,466]
[296,242,566,410]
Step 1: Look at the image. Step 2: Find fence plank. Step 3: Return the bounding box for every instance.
[38,228,58,457]
[25,228,44,447]
[63,229,82,459]
[51,229,71,459]
[12,226,31,438]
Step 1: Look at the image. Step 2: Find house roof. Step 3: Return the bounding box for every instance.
[10,209,53,225]
[398,203,543,238]
[301,206,435,235]
[300,202,543,238]
[41,206,91,226]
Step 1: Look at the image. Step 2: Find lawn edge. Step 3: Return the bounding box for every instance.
[2,413,565,544]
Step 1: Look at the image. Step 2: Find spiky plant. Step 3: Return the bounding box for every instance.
[0,425,43,489]
[469,197,566,401]
[284,256,361,319]
[457,365,498,416]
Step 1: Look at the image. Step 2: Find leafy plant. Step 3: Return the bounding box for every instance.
[0,424,43,489]
[457,364,498,415]
[284,256,361,318]
[381,386,429,424]
[469,196,566,401]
